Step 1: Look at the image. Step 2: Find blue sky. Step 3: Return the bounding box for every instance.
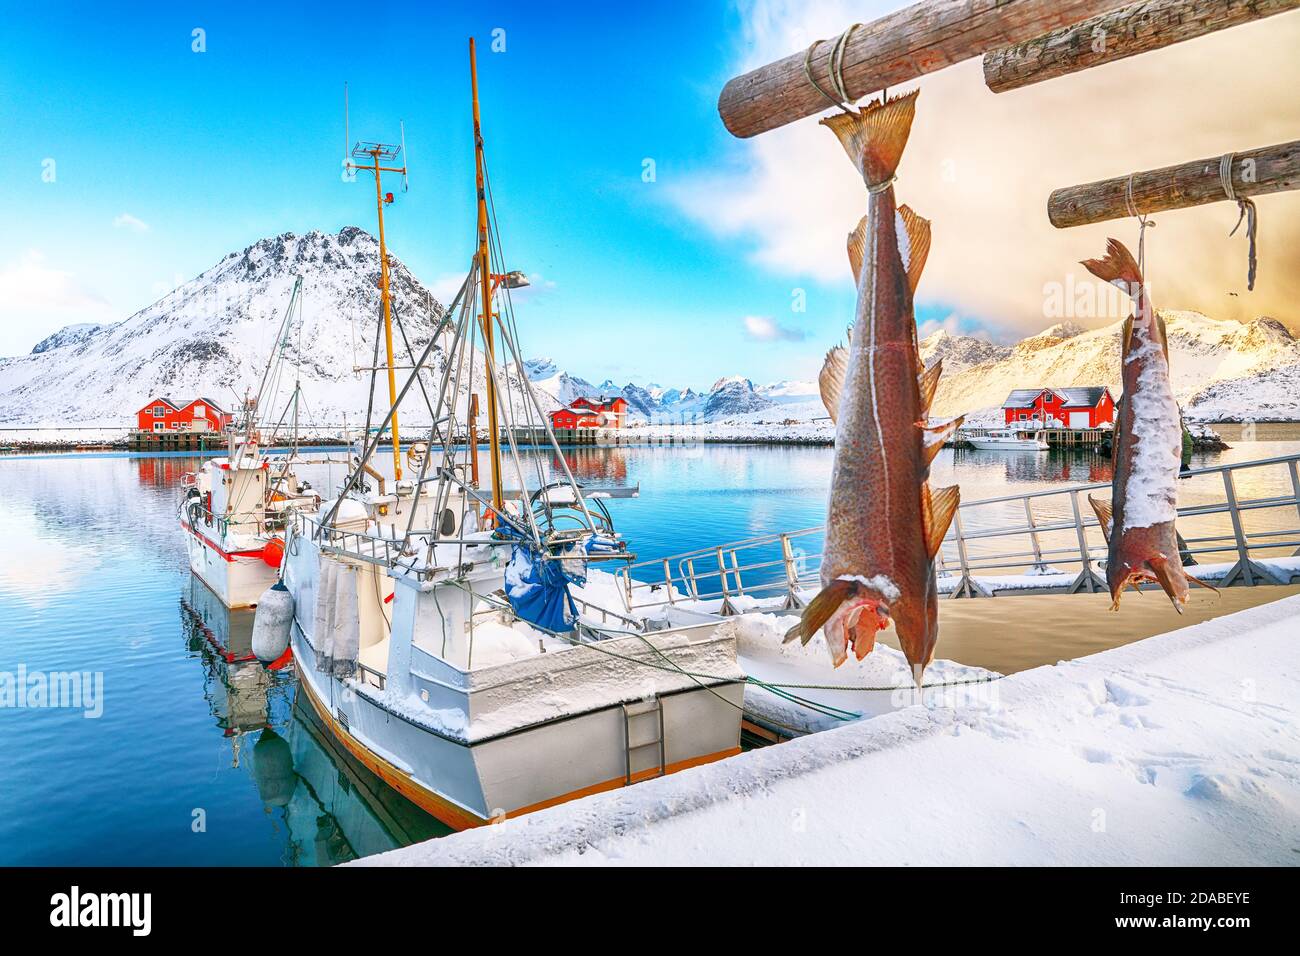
[9,2,1289,387]
[0,0,972,389]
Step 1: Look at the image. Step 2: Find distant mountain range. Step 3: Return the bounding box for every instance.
[3,227,1295,430]
[920,312,1300,423]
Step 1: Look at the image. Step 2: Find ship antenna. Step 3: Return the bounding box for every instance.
[342,98,409,481]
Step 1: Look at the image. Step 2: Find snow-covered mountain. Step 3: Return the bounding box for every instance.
[918,329,1012,374]
[4,231,1294,434]
[928,311,1300,424]
[0,228,554,429]
[530,310,1300,428]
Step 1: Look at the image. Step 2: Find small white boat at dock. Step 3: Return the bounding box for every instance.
[965,427,1050,451]
[179,278,321,609]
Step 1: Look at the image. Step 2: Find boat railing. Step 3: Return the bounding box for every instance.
[292,511,405,568]
[617,451,1300,610]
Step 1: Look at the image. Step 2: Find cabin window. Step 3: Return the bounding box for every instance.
[193,404,205,417]
[153,422,164,432]
[1019,413,1028,421]
[153,406,165,417]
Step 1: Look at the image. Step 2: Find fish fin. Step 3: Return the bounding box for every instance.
[918,415,964,467]
[896,204,931,293]
[847,215,867,284]
[921,483,960,559]
[917,360,942,416]
[1149,554,1190,612]
[1087,494,1113,543]
[1186,571,1220,594]
[1081,238,1141,289]
[818,345,849,424]
[783,578,858,646]
[820,90,919,187]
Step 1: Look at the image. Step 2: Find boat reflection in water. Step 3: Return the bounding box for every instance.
[180,576,285,755]
[181,576,448,864]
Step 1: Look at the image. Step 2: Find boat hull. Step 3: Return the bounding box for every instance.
[290,625,744,832]
[966,439,1049,451]
[181,519,277,609]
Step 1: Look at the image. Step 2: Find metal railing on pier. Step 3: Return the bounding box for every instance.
[618,452,1300,613]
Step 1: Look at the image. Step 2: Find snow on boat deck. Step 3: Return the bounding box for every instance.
[357,595,1300,866]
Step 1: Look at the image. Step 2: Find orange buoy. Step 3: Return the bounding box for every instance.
[261,537,286,568]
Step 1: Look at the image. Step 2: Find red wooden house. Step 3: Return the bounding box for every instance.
[136,396,233,434]
[549,396,629,430]
[1002,387,1114,428]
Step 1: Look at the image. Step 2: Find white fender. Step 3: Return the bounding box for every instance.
[251,580,294,663]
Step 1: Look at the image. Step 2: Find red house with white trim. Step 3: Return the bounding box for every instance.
[1002,387,1114,428]
[136,396,233,434]
[549,396,629,430]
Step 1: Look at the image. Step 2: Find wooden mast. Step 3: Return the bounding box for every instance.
[1047,140,1300,227]
[716,0,1124,138]
[470,37,505,519]
[984,0,1300,93]
[369,147,403,481]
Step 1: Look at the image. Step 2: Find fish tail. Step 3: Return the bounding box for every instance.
[820,90,918,188]
[1081,238,1141,288]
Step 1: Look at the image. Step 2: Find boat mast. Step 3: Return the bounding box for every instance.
[470,38,505,518]
[345,117,408,482]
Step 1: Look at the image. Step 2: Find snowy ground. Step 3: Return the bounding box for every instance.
[358,593,1300,866]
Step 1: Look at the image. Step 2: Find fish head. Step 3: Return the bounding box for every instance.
[822,588,892,668]
[1109,554,1191,613]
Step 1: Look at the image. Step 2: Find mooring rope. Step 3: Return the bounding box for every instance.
[1219,151,1259,291]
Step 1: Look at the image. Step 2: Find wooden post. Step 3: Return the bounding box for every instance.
[1048,140,1300,227]
[717,0,1122,138]
[984,0,1300,93]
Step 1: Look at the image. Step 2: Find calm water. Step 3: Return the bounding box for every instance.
[2,435,1297,865]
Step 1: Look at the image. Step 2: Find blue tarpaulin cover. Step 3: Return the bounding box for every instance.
[499,526,620,632]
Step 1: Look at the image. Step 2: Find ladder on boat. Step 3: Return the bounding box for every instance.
[622,698,666,784]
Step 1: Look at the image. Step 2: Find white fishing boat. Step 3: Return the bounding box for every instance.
[966,427,1050,451]
[265,41,744,831]
[179,279,321,609]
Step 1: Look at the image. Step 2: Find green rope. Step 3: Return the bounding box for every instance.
[442,578,1003,729]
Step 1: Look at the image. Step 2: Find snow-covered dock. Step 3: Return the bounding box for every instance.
[358,594,1300,866]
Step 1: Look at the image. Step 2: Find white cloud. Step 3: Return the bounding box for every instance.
[672,1,1300,336]
[0,251,115,356]
[743,314,806,342]
[113,213,150,232]
[426,273,470,307]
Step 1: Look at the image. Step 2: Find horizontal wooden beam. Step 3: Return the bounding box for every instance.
[984,0,1300,93]
[1047,140,1300,228]
[717,0,1125,139]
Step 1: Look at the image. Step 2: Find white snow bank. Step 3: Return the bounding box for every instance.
[728,612,998,735]
[357,593,1300,866]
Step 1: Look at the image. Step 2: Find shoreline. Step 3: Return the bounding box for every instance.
[3,420,1298,454]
